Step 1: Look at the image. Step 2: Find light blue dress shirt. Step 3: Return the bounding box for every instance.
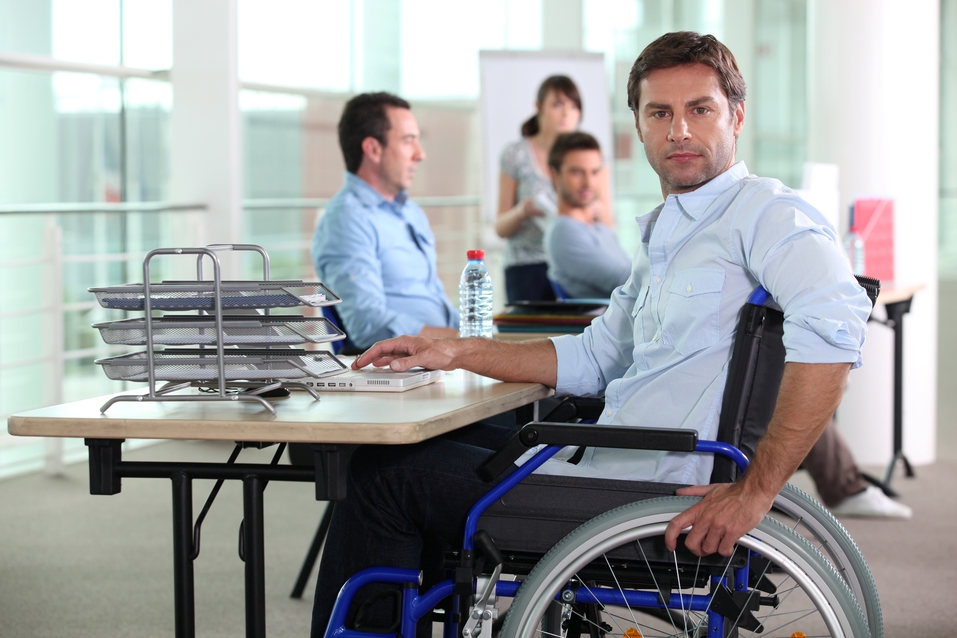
[529,163,871,485]
[312,173,459,350]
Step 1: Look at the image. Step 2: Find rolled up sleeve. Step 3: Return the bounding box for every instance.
[741,198,870,368]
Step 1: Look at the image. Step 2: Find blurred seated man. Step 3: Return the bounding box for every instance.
[544,132,632,299]
[312,92,459,351]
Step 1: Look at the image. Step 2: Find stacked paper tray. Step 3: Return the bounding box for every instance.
[89,280,339,311]
[93,315,345,346]
[95,348,346,382]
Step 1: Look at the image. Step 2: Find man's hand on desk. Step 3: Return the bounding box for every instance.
[354,335,559,386]
[353,335,461,372]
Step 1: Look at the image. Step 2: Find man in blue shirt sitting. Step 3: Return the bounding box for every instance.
[544,132,632,299]
[311,32,898,637]
[312,92,460,351]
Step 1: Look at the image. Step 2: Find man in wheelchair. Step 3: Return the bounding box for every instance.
[312,32,874,638]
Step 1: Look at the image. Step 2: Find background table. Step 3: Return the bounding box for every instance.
[873,284,925,493]
[9,371,551,638]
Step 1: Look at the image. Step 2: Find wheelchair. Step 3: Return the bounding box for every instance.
[324,279,883,638]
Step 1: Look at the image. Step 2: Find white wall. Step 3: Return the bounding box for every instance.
[170,0,243,273]
[810,0,940,466]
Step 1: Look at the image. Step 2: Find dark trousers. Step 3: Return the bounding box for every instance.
[505,262,556,303]
[310,421,518,638]
[803,418,868,507]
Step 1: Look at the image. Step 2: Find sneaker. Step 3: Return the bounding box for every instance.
[830,486,913,520]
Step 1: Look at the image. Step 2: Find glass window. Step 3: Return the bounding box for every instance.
[121,0,172,69]
[751,0,808,188]
[401,0,542,98]
[238,0,353,90]
[0,0,176,478]
[52,0,120,65]
[940,0,957,275]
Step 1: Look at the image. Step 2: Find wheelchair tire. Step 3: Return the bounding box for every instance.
[774,483,883,637]
[501,496,869,638]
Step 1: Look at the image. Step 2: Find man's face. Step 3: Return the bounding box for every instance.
[368,107,426,196]
[634,63,745,197]
[552,149,603,209]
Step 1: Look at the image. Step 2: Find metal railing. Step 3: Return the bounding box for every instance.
[0,202,207,216]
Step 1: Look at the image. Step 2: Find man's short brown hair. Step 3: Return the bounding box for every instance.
[338,92,411,174]
[548,132,601,172]
[626,31,746,112]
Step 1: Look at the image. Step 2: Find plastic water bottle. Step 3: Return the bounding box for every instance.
[458,249,493,338]
[842,205,866,275]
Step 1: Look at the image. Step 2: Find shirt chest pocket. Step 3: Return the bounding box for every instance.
[662,268,725,355]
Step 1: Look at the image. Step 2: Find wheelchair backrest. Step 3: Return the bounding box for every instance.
[709,275,879,483]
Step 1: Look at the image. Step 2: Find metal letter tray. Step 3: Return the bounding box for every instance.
[92,315,345,346]
[89,281,340,311]
[95,348,347,382]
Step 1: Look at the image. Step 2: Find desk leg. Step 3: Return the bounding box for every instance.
[881,298,916,489]
[171,472,196,638]
[243,476,267,638]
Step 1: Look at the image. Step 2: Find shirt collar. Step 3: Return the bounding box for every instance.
[669,161,750,221]
[634,162,749,242]
[344,172,409,214]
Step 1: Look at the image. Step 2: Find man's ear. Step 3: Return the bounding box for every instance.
[361,136,382,164]
[732,101,745,137]
[633,111,644,143]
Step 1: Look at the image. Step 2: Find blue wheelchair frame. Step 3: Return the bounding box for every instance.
[323,287,784,638]
[325,437,753,638]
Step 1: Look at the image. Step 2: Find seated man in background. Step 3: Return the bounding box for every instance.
[312,92,459,351]
[544,132,632,299]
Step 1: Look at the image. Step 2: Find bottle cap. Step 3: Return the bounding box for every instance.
[467,249,485,260]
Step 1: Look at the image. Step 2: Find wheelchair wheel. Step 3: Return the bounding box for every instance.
[501,496,869,638]
[773,483,882,637]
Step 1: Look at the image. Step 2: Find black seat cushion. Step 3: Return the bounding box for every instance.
[479,473,685,555]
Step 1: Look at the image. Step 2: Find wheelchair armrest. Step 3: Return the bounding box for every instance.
[541,396,606,423]
[477,422,698,482]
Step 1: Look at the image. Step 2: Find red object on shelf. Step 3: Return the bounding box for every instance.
[854,198,894,282]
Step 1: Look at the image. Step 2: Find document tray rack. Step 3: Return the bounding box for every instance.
[90,244,349,414]
[93,315,345,346]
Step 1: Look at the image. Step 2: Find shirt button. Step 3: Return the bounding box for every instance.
[655,277,662,284]
[604,410,613,417]
[686,284,693,292]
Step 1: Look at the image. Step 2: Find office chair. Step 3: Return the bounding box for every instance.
[549,279,570,301]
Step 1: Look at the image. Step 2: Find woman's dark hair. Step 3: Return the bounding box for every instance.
[521,75,582,137]
[626,31,746,113]
[338,92,412,173]
[548,132,601,172]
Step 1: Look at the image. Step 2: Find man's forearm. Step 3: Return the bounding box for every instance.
[740,361,852,500]
[453,337,558,386]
